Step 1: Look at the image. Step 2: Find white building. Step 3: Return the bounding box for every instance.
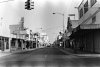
[38,32,49,47]
[9,17,29,51]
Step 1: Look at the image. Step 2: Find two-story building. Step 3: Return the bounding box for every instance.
[69,0,100,53]
[9,17,33,51]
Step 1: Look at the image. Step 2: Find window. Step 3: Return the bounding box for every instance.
[79,8,83,18]
[91,0,97,7]
[84,1,88,14]
[92,16,96,23]
[6,38,9,49]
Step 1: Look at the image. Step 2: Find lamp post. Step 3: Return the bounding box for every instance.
[52,12,65,48]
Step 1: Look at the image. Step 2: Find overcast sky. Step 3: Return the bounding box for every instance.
[0,0,82,43]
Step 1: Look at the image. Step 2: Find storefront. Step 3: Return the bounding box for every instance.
[10,38,26,51]
[10,38,18,51]
[70,24,100,53]
[0,36,9,52]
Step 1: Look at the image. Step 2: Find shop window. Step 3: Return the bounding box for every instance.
[92,16,96,24]
[91,0,97,7]
[6,42,9,49]
[11,39,15,47]
[79,8,83,18]
[0,37,1,50]
[6,38,9,49]
[0,41,1,50]
[2,37,4,40]
[84,1,88,14]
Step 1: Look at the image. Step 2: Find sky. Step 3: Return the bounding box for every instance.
[0,0,82,43]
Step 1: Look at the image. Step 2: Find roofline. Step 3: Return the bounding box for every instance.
[78,0,84,9]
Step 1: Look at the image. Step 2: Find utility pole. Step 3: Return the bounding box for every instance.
[53,12,65,48]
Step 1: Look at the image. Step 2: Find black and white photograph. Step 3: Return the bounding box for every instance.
[0,0,100,67]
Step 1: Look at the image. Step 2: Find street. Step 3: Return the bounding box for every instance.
[0,47,100,67]
[0,0,100,67]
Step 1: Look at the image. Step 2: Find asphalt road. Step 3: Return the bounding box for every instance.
[0,47,100,67]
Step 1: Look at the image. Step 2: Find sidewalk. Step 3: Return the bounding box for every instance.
[58,47,95,54]
[58,47,100,57]
[0,51,11,58]
[0,48,38,58]
[11,48,38,53]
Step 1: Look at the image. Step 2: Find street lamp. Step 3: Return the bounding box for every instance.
[52,12,65,35]
[52,12,65,48]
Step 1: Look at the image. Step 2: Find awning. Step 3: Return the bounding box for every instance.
[80,24,100,29]
[72,24,100,33]
[70,24,100,38]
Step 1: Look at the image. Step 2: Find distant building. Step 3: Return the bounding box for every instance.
[9,17,28,51]
[37,32,49,47]
[9,17,27,39]
[0,17,27,52]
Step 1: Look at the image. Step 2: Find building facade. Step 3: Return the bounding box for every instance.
[68,0,100,53]
[9,17,36,52]
[38,32,49,47]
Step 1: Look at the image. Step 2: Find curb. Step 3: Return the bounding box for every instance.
[0,48,39,58]
[51,47,100,58]
[57,47,100,57]
[11,48,38,54]
[73,54,100,57]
